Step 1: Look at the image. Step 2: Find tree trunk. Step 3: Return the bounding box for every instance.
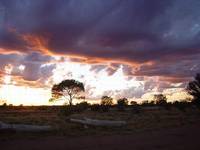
[69,94,73,106]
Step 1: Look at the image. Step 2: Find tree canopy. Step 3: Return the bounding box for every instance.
[101,96,113,106]
[187,73,200,105]
[117,98,128,111]
[50,79,85,106]
[154,94,167,105]
[117,98,128,106]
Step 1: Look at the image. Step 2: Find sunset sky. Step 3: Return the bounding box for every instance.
[0,0,199,105]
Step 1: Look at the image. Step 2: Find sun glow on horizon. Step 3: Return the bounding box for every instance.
[0,85,51,105]
[0,60,189,106]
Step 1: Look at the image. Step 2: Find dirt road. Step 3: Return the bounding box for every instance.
[1,123,200,150]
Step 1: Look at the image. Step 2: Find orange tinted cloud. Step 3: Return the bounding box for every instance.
[0,0,200,86]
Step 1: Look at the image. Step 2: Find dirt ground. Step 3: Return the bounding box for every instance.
[1,122,200,150]
[1,106,200,150]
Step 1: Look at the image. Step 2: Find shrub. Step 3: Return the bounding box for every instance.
[60,103,89,116]
[173,101,189,112]
[101,96,113,106]
[2,103,7,107]
[117,98,128,111]
[130,101,137,106]
[141,100,154,107]
[90,104,101,111]
[76,101,90,112]
[90,104,110,112]
[100,105,110,112]
[132,105,141,114]
[60,106,75,116]
[154,94,167,106]
[164,102,172,110]
[192,98,200,108]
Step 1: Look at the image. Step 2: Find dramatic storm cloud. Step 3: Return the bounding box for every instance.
[0,0,199,104]
[0,0,200,79]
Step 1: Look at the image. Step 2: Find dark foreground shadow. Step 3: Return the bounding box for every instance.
[1,122,200,150]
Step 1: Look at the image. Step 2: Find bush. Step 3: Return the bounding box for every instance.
[60,106,75,116]
[130,101,137,106]
[100,105,110,112]
[76,101,90,112]
[154,94,167,106]
[101,96,113,106]
[117,98,128,111]
[0,103,7,109]
[173,101,189,112]
[90,104,111,112]
[90,104,101,111]
[132,105,141,114]
[163,102,172,110]
[192,98,200,108]
[2,103,7,107]
[141,100,154,107]
[60,103,89,116]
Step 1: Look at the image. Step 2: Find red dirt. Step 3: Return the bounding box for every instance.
[1,123,200,150]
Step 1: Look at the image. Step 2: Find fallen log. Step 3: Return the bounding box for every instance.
[70,118,126,127]
[0,121,52,132]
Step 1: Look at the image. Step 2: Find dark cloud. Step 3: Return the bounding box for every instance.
[0,52,55,87]
[24,52,52,63]
[134,54,200,81]
[0,0,200,82]
[90,65,106,73]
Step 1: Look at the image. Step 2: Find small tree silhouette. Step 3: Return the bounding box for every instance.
[117,98,128,111]
[187,73,200,106]
[0,99,7,106]
[154,94,167,106]
[50,79,85,106]
[130,101,137,106]
[101,96,113,106]
[100,96,113,112]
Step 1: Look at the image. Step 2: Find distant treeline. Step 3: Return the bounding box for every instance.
[1,73,200,113]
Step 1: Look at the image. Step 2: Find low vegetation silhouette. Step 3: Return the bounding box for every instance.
[117,98,128,111]
[101,96,113,106]
[154,94,167,106]
[130,101,137,105]
[100,96,113,111]
[1,73,200,116]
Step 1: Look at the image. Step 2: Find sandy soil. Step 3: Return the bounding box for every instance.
[1,122,200,150]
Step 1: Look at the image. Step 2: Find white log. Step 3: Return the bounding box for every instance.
[70,118,126,127]
[0,121,51,132]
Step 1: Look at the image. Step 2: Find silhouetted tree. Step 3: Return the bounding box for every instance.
[154,94,167,106]
[76,101,90,111]
[50,79,85,106]
[141,100,154,106]
[101,96,113,106]
[0,99,7,106]
[2,103,7,107]
[117,98,128,111]
[141,100,149,106]
[90,104,101,111]
[187,73,200,106]
[130,101,137,106]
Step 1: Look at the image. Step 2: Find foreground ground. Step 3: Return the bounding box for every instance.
[1,122,200,150]
[0,106,200,150]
